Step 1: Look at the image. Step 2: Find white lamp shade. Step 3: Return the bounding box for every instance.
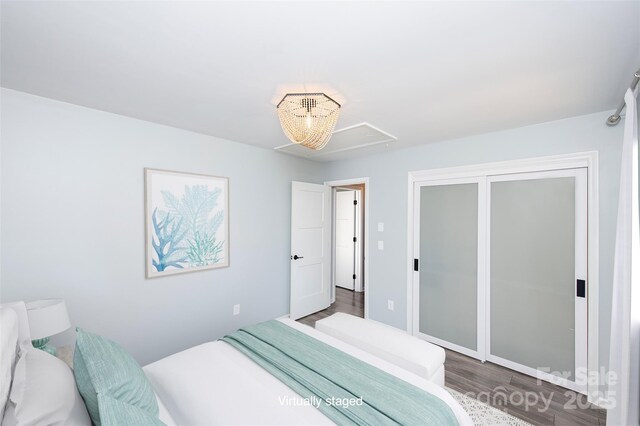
[25,299,71,340]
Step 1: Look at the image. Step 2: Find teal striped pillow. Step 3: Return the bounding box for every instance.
[73,328,159,425]
[98,394,165,426]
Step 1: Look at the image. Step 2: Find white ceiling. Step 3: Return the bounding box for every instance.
[2,1,639,161]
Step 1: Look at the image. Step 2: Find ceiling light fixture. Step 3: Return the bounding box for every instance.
[277,93,341,150]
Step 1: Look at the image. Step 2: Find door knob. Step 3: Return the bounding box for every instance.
[292,255,304,260]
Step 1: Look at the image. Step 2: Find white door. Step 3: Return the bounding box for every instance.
[413,177,484,359]
[290,181,331,320]
[413,168,588,393]
[486,168,588,394]
[335,190,357,290]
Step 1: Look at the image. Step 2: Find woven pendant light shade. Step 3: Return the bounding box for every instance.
[277,93,341,150]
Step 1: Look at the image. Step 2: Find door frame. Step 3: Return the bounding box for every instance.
[330,186,364,292]
[406,151,600,402]
[325,177,370,319]
[333,187,362,291]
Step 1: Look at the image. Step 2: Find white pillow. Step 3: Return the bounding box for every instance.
[156,394,177,426]
[0,303,32,351]
[7,349,90,426]
[0,308,19,423]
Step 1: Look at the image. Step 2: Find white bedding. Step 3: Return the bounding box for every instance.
[143,319,473,426]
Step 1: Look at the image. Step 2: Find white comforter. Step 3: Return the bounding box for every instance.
[143,319,472,426]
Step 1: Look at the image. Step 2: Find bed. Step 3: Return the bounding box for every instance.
[1,302,472,425]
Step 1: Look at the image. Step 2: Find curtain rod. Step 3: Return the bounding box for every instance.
[607,68,640,126]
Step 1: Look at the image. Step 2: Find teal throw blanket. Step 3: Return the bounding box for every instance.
[222,320,459,426]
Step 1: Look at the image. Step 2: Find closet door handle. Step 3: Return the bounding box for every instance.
[576,279,586,298]
[292,255,304,260]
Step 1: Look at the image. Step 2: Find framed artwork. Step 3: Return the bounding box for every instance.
[145,168,229,278]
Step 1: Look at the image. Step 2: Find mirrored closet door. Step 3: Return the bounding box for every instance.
[413,168,588,393]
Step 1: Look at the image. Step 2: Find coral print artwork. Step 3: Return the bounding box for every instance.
[145,169,229,278]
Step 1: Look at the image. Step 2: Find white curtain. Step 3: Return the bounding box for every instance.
[608,88,640,426]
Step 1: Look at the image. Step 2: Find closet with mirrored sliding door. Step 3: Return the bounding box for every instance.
[409,155,595,395]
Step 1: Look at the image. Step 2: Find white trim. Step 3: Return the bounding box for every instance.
[485,181,492,366]
[575,168,589,390]
[408,151,597,181]
[417,332,480,360]
[354,189,363,292]
[411,182,420,336]
[594,396,610,410]
[586,154,600,406]
[406,151,600,403]
[332,187,363,293]
[330,189,337,304]
[325,177,370,319]
[333,122,397,139]
[477,177,488,362]
[407,172,415,333]
[486,354,583,394]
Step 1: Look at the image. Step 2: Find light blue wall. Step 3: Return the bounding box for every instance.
[0,89,325,365]
[324,111,623,372]
[1,88,625,374]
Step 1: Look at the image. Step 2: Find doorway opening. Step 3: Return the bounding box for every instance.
[296,178,369,327]
[333,184,365,305]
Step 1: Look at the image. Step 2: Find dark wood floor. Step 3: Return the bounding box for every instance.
[446,349,606,425]
[297,287,365,327]
[297,287,607,425]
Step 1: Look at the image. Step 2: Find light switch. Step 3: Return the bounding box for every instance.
[378,222,384,232]
[233,304,240,316]
[387,300,394,311]
[378,240,384,250]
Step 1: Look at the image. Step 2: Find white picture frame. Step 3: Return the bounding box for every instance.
[145,168,229,278]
